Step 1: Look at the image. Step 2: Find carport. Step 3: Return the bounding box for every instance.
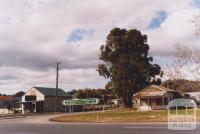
[21,101,44,113]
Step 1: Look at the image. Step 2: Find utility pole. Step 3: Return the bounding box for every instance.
[55,60,62,112]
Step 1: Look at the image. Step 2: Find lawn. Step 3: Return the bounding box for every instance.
[50,108,200,123]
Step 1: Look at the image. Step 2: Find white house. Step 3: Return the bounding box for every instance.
[21,87,71,113]
[185,92,200,102]
[133,85,183,111]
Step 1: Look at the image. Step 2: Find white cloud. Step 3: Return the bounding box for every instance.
[146,8,200,57]
[0,66,107,94]
[0,0,199,94]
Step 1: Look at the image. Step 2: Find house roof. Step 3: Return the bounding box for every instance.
[0,96,14,101]
[33,87,70,97]
[133,85,178,98]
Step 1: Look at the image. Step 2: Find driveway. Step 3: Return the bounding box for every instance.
[0,111,102,124]
[0,113,66,124]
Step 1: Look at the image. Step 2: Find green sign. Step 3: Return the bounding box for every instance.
[62,98,100,106]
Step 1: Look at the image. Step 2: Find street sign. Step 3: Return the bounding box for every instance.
[62,98,100,106]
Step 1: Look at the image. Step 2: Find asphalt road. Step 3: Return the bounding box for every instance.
[0,123,200,134]
[0,114,199,134]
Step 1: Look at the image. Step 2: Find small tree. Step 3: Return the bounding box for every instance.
[97,28,162,107]
[192,15,200,36]
[168,44,200,80]
[165,14,200,80]
[14,91,25,97]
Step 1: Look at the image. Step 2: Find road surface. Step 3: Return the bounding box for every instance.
[0,123,200,134]
[0,114,199,134]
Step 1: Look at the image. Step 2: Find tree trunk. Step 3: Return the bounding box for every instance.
[124,93,133,107]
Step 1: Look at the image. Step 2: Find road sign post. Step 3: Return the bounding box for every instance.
[63,98,100,120]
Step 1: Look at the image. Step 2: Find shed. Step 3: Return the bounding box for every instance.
[21,87,71,113]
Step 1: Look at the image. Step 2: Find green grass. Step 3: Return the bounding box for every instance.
[50,108,200,123]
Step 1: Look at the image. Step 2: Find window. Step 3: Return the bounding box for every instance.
[140,98,151,106]
[156,98,162,105]
[140,98,148,106]
[164,98,168,105]
[25,96,36,101]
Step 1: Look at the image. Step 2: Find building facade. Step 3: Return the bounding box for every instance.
[133,85,183,111]
[184,92,200,104]
[21,87,71,113]
[0,96,14,114]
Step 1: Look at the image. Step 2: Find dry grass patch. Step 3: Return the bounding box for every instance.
[50,108,200,123]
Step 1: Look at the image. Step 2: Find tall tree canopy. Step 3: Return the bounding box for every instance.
[97,28,162,107]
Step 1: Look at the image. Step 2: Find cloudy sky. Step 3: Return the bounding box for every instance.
[0,0,200,94]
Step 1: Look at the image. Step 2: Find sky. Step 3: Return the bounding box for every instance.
[0,0,200,94]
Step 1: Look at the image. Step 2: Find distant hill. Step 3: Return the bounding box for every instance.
[162,79,200,92]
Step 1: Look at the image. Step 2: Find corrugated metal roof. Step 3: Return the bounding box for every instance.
[133,85,177,98]
[0,96,14,101]
[33,87,70,97]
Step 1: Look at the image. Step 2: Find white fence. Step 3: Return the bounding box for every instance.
[0,108,13,114]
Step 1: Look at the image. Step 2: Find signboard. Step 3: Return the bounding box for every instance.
[62,98,100,106]
[167,98,197,130]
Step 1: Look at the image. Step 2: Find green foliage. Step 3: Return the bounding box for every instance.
[163,79,200,92]
[13,91,25,97]
[74,88,116,104]
[67,89,76,96]
[105,81,118,99]
[75,88,104,98]
[97,28,162,107]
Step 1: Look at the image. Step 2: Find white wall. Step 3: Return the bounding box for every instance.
[139,106,152,111]
[0,108,12,114]
[22,87,45,102]
[186,92,200,101]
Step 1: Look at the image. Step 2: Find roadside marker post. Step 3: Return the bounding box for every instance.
[69,105,71,117]
[97,110,99,121]
[102,95,105,112]
[93,104,95,121]
[65,106,67,121]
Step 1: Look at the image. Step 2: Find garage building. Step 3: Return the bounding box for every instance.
[21,87,71,113]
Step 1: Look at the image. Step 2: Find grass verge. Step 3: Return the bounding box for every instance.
[50,108,200,123]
